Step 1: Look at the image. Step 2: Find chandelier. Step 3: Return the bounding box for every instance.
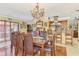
[31,3,44,20]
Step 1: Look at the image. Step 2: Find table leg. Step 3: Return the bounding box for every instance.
[40,45,45,56]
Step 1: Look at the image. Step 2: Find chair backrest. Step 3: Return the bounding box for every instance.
[11,32,19,53]
[11,32,18,47]
[17,33,24,50]
[23,33,33,55]
[47,35,53,40]
[45,34,55,46]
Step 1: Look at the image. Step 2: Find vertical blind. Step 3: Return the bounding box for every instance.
[0,21,19,42]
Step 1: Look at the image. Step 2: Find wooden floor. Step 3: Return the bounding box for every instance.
[55,45,67,56]
[0,45,67,56]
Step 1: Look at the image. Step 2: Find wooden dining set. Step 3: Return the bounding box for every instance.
[11,32,56,56]
[10,28,74,56]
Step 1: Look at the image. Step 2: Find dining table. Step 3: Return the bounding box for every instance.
[33,36,55,56]
[33,36,46,56]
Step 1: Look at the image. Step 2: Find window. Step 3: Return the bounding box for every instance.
[0,21,19,43]
[0,21,5,42]
[5,22,10,41]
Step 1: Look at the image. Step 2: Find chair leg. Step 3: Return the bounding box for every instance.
[51,48,55,56]
[23,50,25,56]
[15,48,18,56]
[17,49,23,56]
[22,50,24,56]
[10,45,13,55]
[23,50,28,56]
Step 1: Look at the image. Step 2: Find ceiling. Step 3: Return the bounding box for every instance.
[0,3,79,23]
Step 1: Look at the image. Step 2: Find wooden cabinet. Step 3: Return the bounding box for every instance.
[49,20,67,29]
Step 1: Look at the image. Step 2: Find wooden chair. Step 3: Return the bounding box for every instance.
[56,34,62,43]
[65,29,73,45]
[16,33,24,56]
[23,33,40,56]
[44,35,55,56]
[11,32,19,56]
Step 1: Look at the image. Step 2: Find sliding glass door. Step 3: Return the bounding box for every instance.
[0,21,19,43]
[0,21,5,42]
[5,22,11,41]
[0,21,19,56]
